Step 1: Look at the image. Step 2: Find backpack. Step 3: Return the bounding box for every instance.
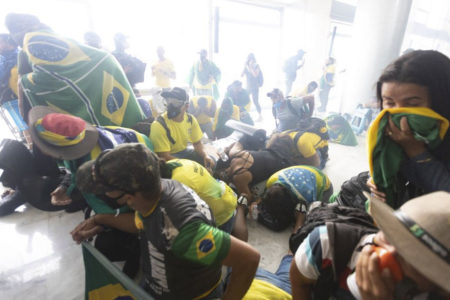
[333,171,371,211]
[257,69,264,87]
[156,114,193,145]
[289,205,378,299]
[288,117,330,164]
[272,98,313,127]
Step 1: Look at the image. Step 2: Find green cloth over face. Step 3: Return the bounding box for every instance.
[19,30,145,128]
[369,108,448,208]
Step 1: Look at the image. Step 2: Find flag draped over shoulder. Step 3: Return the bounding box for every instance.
[82,242,153,300]
[325,114,358,146]
[367,107,449,208]
[19,30,145,128]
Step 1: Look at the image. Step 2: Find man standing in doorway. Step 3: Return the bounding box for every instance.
[188,49,221,100]
[151,46,176,88]
[283,49,306,96]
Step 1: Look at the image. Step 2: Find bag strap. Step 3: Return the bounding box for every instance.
[156,116,176,144]
[286,99,302,119]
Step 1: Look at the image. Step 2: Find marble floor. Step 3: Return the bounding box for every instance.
[0,108,369,300]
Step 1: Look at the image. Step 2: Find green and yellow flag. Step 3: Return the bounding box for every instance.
[82,242,153,300]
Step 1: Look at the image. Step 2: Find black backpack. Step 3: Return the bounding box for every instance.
[289,205,378,299]
[334,171,371,211]
[156,114,193,144]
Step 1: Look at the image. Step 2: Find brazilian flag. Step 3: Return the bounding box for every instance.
[82,242,153,300]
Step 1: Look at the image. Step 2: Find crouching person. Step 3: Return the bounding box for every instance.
[74,143,260,299]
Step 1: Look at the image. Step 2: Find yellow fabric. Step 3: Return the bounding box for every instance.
[367,107,449,178]
[152,59,174,88]
[191,96,214,124]
[88,283,135,300]
[212,105,240,131]
[287,131,328,158]
[170,159,237,226]
[266,165,331,191]
[34,117,86,146]
[292,86,308,98]
[9,66,18,96]
[150,112,203,153]
[242,279,292,300]
[324,64,336,86]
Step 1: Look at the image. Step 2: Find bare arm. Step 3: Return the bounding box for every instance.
[290,258,316,300]
[157,151,177,162]
[233,171,253,203]
[71,213,137,244]
[222,236,260,300]
[193,141,215,171]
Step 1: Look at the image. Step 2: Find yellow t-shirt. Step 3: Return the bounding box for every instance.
[287,131,328,158]
[150,112,203,153]
[212,105,240,131]
[152,59,175,88]
[9,66,18,97]
[191,96,214,124]
[169,159,237,226]
[243,279,292,300]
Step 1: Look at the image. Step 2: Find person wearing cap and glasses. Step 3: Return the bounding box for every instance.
[74,143,260,300]
[150,87,215,170]
[289,192,450,300]
[188,49,221,100]
[27,105,153,277]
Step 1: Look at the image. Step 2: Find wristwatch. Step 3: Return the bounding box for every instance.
[295,202,307,214]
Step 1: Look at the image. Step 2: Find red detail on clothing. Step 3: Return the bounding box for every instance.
[42,113,86,137]
[321,258,332,269]
[338,267,352,290]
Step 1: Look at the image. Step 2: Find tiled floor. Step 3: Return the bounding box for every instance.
[0,108,369,299]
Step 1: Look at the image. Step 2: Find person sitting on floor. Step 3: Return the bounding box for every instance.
[213,97,240,139]
[225,80,254,125]
[257,165,333,231]
[290,191,450,300]
[150,87,215,170]
[366,50,450,208]
[268,88,314,132]
[74,143,260,300]
[27,105,153,278]
[188,95,216,140]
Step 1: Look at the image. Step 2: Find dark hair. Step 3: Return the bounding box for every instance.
[376,50,450,120]
[262,184,298,221]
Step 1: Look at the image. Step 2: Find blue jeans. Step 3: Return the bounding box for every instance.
[224,254,293,295]
[254,255,293,295]
[218,211,236,234]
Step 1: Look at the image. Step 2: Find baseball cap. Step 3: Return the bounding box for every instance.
[267,88,283,98]
[76,143,161,195]
[160,87,189,103]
